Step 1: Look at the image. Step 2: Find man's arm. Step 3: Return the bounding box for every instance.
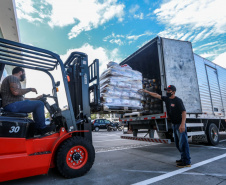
[179,111,186,133]
[10,82,37,96]
[142,89,161,99]
[25,95,43,101]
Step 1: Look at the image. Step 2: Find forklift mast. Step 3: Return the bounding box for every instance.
[64,52,100,141]
[0,38,100,142]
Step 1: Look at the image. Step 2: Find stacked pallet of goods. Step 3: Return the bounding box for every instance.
[141,78,162,114]
[100,62,143,111]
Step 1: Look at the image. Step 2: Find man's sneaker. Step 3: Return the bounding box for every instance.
[176,159,182,163]
[176,163,191,168]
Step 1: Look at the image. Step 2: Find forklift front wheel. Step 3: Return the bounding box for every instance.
[56,136,95,178]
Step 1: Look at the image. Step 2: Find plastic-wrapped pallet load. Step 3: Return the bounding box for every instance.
[100,62,143,111]
[141,78,162,115]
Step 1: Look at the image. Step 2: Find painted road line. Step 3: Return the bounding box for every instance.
[207,146,226,150]
[123,169,226,177]
[94,139,123,142]
[190,143,226,150]
[132,153,226,185]
[96,143,160,153]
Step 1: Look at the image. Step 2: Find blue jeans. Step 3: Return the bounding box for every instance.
[4,100,46,129]
[173,124,191,164]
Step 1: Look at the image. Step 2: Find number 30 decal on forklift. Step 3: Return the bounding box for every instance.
[9,126,20,133]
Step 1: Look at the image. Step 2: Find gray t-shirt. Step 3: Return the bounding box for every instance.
[1,75,24,107]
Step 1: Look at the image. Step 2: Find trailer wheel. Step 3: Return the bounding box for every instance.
[56,136,95,178]
[206,123,219,146]
[133,129,138,137]
[165,130,174,142]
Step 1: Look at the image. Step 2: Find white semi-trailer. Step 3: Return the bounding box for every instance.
[119,37,226,146]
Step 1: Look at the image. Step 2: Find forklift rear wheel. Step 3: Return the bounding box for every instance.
[95,127,99,132]
[56,136,95,178]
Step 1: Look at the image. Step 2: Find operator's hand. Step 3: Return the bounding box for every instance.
[36,95,43,100]
[179,124,185,133]
[31,88,38,94]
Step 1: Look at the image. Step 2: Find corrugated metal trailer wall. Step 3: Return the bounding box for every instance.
[216,65,226,117]
[194,54,226,118]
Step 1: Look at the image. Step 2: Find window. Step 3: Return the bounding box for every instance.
[105,120,110,124]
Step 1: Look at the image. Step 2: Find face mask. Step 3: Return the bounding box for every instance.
[167,92,172,97]
[20,74,26,82]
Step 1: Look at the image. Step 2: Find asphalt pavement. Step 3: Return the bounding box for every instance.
[2,131,226,185]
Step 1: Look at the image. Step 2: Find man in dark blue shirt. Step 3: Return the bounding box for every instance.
[142,85,191,167]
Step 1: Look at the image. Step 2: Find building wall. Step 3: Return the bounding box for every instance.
[0,0,22,85]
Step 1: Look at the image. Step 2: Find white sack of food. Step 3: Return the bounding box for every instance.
[100,62,143,110]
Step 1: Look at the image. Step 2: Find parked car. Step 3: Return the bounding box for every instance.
[92,119,114,132]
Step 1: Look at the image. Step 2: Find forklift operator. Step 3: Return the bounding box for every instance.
[0,67,54,134]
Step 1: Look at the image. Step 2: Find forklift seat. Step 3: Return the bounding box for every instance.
[0,94,28,118]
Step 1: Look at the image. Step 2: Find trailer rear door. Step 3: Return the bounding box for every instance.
[161,38,202,114]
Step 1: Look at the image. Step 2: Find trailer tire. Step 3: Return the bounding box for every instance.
[56,136,95,178]
[165,131,174,142]
[206,123,219,146]
[133,129,138,137]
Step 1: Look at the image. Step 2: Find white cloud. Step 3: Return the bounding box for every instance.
[158,27,185,40]
[154,0,226,33]
[193,29,209,42]
[129,5,140,14]
[134,13,144,20]
[200,53,217,58]
[154,0,226,42]
[180,32,193,41]
[213,52,226,68]
[45,0,125,39]
[127,32,150,40]
[195,41,219,51]
[110,39,124,45]
[60,43,122,74]
[129,4,144,19]
[15,0,43,23]
[104,31,153,45]
[15,0,125,39]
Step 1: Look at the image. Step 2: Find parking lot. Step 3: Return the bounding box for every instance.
[2,131,226,185]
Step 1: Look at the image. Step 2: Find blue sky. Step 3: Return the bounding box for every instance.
[14,0,226,105]
[15,0,226,73]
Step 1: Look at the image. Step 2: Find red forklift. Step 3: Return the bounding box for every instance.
[0,38,100,182]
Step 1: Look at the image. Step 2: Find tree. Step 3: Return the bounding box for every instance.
[45,112,50,118]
